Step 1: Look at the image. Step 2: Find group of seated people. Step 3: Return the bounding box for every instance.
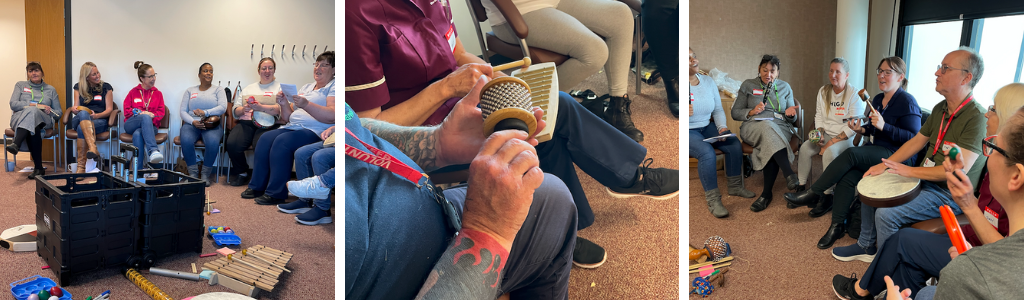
[345,0,680,298]
[6,52,336,226]
[692,46,1024,299]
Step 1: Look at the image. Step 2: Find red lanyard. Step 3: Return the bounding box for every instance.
[344,128,428,187]
[933,96,973,155]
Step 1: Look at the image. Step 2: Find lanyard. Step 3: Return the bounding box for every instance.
[344,128,429,187]
[932,95,974,155]
[139,89,153,110]
[759,80,780,111]
[28,87,42,104]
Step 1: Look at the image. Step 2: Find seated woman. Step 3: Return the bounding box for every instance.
[6,62,60,179]
[785,57,922,249]
[277,125,335,225]
[794,58,866,216]
[179,63,227,186]
[731,54,800,212]
[242,51,335,205]
[225,57,281,186]
[688,47,755,218]
[70,62,114,173]
[122,61,166,166]
[481,0,643,141]
[831,83,1024,300]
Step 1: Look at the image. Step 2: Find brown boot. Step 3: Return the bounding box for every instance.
[75,139,87,173]
[80,120,99,159]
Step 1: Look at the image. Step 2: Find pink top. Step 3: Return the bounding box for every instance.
[122,84,165,126]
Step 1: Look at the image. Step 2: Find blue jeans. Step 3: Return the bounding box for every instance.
[689,121,742,191]
[249,129,321,199]
[122,114,158,155]
[858,181,962,250]
[295,142,334,209]
[179,123,223,167]
[70,110,109,138]
[917,286,937,300]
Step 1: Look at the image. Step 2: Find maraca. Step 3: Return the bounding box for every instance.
[703,236,732,262]
[807,129,823,144]
[688,247,710,261]
[132,108,140,116]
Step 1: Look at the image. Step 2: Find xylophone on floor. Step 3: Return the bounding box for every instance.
[202,245,293,296]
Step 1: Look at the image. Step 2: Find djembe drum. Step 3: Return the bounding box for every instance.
[857,171,921,207]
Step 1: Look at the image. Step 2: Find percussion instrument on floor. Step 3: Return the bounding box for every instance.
[703,236,731,262]
[857,171,921,207]
[202,245,292,296]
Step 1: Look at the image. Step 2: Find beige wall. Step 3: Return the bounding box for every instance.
[0,0,27,130]
[866,0,900,96]
[690,0,838,132]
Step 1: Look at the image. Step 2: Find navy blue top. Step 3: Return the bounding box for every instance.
[864,88,922,165]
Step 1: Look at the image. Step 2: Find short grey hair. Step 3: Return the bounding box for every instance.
[830,57,850,74]
[956,46,984,88]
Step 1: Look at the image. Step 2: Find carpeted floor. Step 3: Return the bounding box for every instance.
[0,167,333,300]
[567,68,680,299]
[688,158,870,299]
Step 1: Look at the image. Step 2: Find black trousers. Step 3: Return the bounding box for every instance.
[642,0,679,80]
[13,124,45,169]
[810,145,895,224]
[224,120,278,175]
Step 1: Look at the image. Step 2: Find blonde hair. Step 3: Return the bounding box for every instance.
[994,83,1024,131]
[823,58,851,115]
[78,62,100,104]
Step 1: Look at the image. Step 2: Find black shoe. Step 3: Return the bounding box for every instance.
[606,158,679,199]
[787,202,798,209]
[750,196,772,212]
[832,273,872,300]
[786,174,800,190]
[229,173,251,186]
[784,190,821,207]
[241,188,263,199]
[787,184,806,209]
[666,77,679,117]
[572,237,606,269]
[605,95,644,143]
[809,194,834,218]
[818,222,846,249]
[5,144,17,155]
[27,168,44,180]
[254,194,286,205]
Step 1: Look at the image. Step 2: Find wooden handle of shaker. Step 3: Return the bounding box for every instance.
[492,57,532,72]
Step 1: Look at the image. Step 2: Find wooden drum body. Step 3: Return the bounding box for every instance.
[857,172,922,208]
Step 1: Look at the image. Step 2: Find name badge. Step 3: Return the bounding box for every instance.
[984,207,999,229]
[446,25,456,53]
[190,93,198,99]
[23,87,31,93]
[134,98,142,103]
[264,92,274,97]
[773,113,784,120]
[93,95,102,101]
[752,89,764,96]
[922,157,935,167]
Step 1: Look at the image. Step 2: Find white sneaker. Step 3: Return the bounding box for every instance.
[148,151,164,163]
[287,176,331,199]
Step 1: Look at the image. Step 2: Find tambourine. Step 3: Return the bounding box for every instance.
[251,111,277,129]
[857,171,921,208]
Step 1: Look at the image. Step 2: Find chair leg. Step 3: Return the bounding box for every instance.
[634,15,642,95]
[3,135,9,172]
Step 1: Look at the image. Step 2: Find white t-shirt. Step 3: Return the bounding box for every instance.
[814,84,864,138]
[280,79,335,136]
[234,80,281,120]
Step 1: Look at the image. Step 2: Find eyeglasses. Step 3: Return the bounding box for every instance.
[937,64,969,75]
[982,135,1017,163]
[989,105,996,113]
[144,73,157,79]
[876,69,897,76]
[313,62,332,69]
[260,67,275,71]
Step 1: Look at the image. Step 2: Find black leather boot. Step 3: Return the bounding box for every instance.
[787,184,806,208]
[784,189,821,207]
[666,77,679,117]
[817,222,846,249]
[606,95,644,142]
[809,194,834,218]
[750,195,772,212]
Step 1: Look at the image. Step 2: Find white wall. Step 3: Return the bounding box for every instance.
[451,0,492,57]
[71,0,334,164]
[0,0,27,130]
[837,0,869,93]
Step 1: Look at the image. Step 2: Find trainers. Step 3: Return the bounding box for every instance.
[254,194,286,205]
[278,199,313,214]
[241,188,264,199]
[832,244,876,262]
[833,273,872,300]
[572,237,606,268]
[148,151,164,164]
[288,176,331,199]
[606,158,679,200]
[296,207,333,225]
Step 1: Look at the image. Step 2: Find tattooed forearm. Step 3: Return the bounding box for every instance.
[360,118,441,172]
[414,229,509,300]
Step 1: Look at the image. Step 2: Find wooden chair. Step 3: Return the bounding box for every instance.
[118,107,170,167]
[61,103,121,171]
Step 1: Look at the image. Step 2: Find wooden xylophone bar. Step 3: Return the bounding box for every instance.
[204,257,278,291]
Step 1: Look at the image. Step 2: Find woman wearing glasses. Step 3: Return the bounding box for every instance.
[6,62,60,179]
[830,83,1024,300]
[122,61,166,166]
[731,54,801,212]
[179,63,227,186]
[226,57,281,186]
[786,57,922,249]
[242,51,335,208]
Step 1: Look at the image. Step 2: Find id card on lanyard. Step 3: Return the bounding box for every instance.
[344,128,462,233]
[932,96,973,156]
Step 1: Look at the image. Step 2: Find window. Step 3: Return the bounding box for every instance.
[973,15,1024,106]
[904,21,962,110]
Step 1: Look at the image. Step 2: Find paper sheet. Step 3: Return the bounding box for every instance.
[280,83,299,101]
[702,133,735,143]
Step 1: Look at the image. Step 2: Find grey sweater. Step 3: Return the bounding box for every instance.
[731,78,797,123]
[9,80,60,132]
[935,228,1024,299]
[180,85,227,124]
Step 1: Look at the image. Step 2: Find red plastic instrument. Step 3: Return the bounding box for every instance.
[940,204,972,254]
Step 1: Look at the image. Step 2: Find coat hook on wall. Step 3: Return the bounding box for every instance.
[271,45,276,57]
[261,44,265,57]
[282,44,286,56]
[313,45,317,56]
[292,45,296,56]
[324,45,328,53]
[251,44,254,56]
[302,45,307,57]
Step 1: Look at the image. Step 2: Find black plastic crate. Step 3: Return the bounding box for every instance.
[135,169,205,258]
[34,172,140,286]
